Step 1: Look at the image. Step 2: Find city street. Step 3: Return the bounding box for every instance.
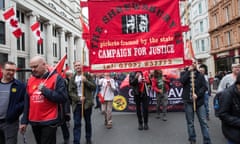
[18,96,226,144]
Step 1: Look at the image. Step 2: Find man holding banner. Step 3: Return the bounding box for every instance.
[68,61,96,144]
[180,63,211,144]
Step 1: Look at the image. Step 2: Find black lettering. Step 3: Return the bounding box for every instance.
[156,9,164,17]
[123,3,131,11]
[95,26,103,34]
[169,21,176,28]
[116,6,123,14]
[142,4,149,10]
[107,9,117,19]
[132,3,140,10]
[163,14,170,22]
[102,16,110,24]
[149,6,156,13]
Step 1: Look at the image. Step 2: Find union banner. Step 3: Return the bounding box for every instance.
[87,0,187,72]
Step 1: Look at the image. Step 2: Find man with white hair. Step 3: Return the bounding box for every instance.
[217,63,240,92]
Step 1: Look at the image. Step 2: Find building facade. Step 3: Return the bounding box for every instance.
[209,0,240,74]
[181,0,214,76]
[0,0,85,81]
[190,0,214,76]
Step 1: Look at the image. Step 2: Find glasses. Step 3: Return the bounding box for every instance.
[3,69,16,72]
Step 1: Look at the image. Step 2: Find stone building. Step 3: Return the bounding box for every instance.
[0,0,85,81]
[208,0,240,74]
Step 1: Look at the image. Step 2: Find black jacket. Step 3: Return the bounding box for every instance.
[129,72,149,97]
[180,69,207,107]
[219,85,240,143]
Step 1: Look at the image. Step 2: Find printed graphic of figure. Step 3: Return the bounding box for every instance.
[122,15,136,34]
[137,14,149,32]
[126,15,136,33]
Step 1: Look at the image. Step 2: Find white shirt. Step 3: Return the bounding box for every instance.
[99,78,116,101]
[75,75,82,97]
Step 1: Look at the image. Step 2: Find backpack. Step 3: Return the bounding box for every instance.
[213,92,222,117]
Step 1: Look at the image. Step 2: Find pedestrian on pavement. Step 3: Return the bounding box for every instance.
[151,70,169,121]
[0,61,26,144]
[60,69,73,144]
[129,71,150,130]
[217,63,240,92]
[19,56,67,144]
[94,73,103,110]
[199,64,211,121]
[180,62,212,144]
[98,72,116,129]
[68,61,96,144]
[218,72,240,144]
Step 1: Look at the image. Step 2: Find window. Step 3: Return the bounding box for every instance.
[238,0,240,16]
[0,21,5,44]
[17,32,25,51]
[65,35,67,42]
[0,0,4,9]
[200,21,204,32]
[195,40,199,53]
[201,39,205,51]
[198,3,202,14]
[0,53,8,64]
[215,36,219,48]
[37,41,44,54]
[52,28,57,37]
[214,14,218,28]
[53,43,57,57]
[17,57,26,82]
[40,22,44,31]
[225,6,230,22]
[16,10,25,24]
[225,31,231,46]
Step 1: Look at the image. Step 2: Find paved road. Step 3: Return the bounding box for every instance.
[18,96,226,144]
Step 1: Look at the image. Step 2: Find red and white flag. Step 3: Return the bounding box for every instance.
[2,7,22,38]
[31,21,43,45]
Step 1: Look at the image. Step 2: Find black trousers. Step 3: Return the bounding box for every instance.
[134,95,149,124]
[32,125,57,144]
[0,129,5,144]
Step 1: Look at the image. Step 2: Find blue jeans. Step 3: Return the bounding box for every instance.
[73,104,92,144]
[184,103,211,144]
[204,92,210,117]
[227,139,235,144]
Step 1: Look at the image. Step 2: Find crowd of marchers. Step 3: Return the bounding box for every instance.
[0,57,239,144]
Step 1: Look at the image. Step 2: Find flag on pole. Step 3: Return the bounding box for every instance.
[54,54,67,75]
[80,15,90,49]
[31,22,43,45]
[185,39,195,61]
[2,7,22,38]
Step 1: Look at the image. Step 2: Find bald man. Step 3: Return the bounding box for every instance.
[20,56,67,144]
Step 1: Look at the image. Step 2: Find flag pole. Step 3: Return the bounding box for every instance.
[187,39,197,112]
[191,70,196,112]
[80,9,85,118]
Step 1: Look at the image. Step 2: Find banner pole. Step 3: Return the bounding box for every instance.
[80,8,85,118]
[191,69,196,112]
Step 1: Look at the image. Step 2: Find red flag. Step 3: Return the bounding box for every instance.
[3,7,15,20]
[2,7,22,38]
[12,28,23,38]
[80,1,88,7]
[185,39,195,60]
[54,54,67,75]
[31,22,43,45]
[97,93,105,104]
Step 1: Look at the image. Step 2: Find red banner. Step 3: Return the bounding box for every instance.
[88,0,187,72]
